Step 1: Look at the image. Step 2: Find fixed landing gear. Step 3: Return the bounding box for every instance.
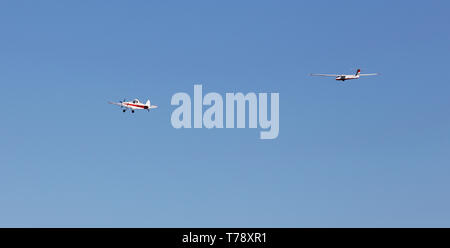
[132,110,135,113]
[123,109,126,112]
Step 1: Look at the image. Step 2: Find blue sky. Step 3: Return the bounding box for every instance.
[1,0,449,227]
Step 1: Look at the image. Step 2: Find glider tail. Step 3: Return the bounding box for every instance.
[356,69,361,76]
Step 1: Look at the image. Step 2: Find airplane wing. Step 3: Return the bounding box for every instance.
[310,73,340,77]
[359,73,378,76]
[108,101,123,107]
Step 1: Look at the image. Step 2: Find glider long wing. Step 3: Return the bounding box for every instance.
[359,73,378,76]
[310,73,340,77]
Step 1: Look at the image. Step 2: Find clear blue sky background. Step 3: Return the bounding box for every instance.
[1,0,449,227]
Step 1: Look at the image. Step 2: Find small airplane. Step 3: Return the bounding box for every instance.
[310,69,378,81]
[108,98,158,113]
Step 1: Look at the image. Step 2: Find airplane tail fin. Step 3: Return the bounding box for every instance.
[146,99,158,110]
[356,69,361,76]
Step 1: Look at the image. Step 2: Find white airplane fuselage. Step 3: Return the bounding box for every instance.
[336,75,360,81]
[121,102,149,110]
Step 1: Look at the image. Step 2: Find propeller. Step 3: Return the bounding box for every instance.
[119,98,126,108]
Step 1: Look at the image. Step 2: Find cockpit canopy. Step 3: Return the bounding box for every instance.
[132,99,140,104]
